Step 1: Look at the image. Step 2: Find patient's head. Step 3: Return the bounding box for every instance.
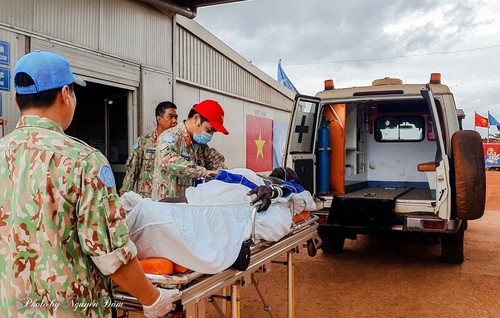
[269,167,301,184]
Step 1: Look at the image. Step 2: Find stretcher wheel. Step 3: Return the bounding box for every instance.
[232,241,251,271]
[307,239,317,257]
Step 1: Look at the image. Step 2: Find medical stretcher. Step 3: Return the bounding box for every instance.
[113,208,319,318]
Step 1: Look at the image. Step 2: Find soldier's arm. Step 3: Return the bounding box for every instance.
[77,152,165,307]
[119,138,143,195]
[109,257,161,306]
[77,152,137,275]
[204,147,227,170]
[156,135,207,178]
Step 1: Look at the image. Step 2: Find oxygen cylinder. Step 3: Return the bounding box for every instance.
[317,119,331,195]
[325,104,346,195]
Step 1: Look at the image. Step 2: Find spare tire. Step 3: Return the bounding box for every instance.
[451,130,486,220]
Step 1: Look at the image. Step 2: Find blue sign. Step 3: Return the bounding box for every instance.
[0,67,9,91]
[0,41,9,65]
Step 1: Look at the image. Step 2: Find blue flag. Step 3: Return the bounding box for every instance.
[277,59,299,94]
[489,112,500,130]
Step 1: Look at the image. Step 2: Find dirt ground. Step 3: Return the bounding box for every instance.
[126,171,500,318]
[229,171,500,318]
[485,170,499,211]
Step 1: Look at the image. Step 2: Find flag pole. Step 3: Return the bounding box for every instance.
[487,111,490,143]
[474,111,477,132]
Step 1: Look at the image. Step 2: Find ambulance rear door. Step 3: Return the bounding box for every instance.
[284,95,321,195]
[421,85,451,219]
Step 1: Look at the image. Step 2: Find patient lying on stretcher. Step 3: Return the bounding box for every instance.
[121,167,316,274]
[160,166,311,213]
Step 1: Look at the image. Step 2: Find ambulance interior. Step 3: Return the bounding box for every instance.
[317,99,441,222]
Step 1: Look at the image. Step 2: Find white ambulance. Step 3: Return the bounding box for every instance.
[284,74,486,263]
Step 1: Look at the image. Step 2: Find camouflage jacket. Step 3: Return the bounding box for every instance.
[0,116,137,317]
[120,130,158,198]
[151,122,227,200]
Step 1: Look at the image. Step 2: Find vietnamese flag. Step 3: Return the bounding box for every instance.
[475,112,488,128]
[246,114,273,172]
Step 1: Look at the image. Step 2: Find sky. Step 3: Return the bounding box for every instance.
[195,0,500,136]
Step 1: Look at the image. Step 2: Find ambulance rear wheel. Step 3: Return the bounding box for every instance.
[321,233,345,254]
[232,241,251,271]
[440,221,465,264]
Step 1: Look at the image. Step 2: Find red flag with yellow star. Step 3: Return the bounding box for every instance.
[246,114,273,172]
[475,112,488,128]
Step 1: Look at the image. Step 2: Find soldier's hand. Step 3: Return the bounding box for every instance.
[204,169,221,181]
[247,185,272,212]
[142,288,180,318]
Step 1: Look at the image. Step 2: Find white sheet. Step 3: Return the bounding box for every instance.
[126,199,253,274]
[123,168,317,274]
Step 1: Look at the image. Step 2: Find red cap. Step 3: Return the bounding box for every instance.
[193,100,229,135]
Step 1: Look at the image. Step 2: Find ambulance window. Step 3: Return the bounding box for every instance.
[290,100,318,153]
[375,116,424,142]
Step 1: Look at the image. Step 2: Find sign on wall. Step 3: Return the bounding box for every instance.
[0,67,9,91]
[0,41,9,65]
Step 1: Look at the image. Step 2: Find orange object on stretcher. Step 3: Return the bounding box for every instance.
[140,258,192,275]
[140,258,174,275]
[174,263,190,274]
[293,210,311,223]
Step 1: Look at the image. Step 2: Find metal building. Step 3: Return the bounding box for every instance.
[0,0,295,187]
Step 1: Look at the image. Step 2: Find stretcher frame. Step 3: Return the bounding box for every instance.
[113,212,319,318]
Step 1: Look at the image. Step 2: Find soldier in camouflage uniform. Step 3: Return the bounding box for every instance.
[0,51,177,317]
[151,100,228,200]
[119,101,178,197]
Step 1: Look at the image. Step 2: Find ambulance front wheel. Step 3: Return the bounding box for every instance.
[232,241,251,271]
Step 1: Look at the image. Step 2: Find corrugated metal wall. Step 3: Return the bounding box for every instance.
[176,19,294,112]
[141,68,173,133]
[33,0,100,49]
[0,0,34,31]
[0,0,294,169]
[32,39,141,87]
[99,0,172,70]
[0,0,174,136]
[174,16,295,168]
[0,0,172,71]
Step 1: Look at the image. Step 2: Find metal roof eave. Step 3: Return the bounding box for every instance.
[140,0,246,19]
